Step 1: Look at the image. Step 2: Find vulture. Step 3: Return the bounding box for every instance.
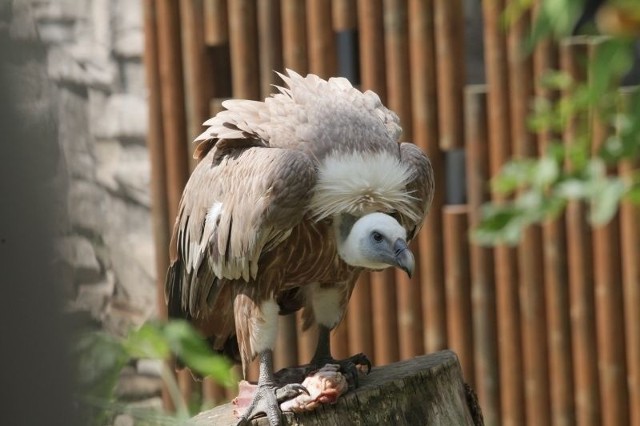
[166,70,434,425]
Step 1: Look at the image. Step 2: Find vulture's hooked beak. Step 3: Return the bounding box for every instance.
[393,238,415,279]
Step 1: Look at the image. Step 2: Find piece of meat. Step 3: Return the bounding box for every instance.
[233,364,349,417]
[280,364,349,412]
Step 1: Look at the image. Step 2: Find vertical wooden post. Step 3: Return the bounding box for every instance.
[180,0,213,165]
[482,1,523,424]
[560,37,601,426]
[620,152,640,426]
[257,0,283,99]
[541,208,575,426]
[202,377,227,408]
[443,205,475,383]
[274,313,299,372]
[228,0,260,382]
[203,0,228,45]
[346,274,374,360]
[357,0,387,99]
[228,0,259,100]
[532,13,576,425]
[357,0,399,366]
[156,0,191,219]
[143,0,173,410]
[335,0,367,363]
[333,0,357,30]
[383,0,412,138]
[384,0,422,360]
[157,0,194,405]
[407,0,447,356]
[180,0,231,402]
[307,0,336,79]
[343,0,376,350]
[589,40,629,426]
[465,84,501,426]
[342,0,374,359]
[508,11,551,426]
[281,0,313,367]
[619,87,640,426]
[433,0,465,150]
[333,0,363,363]
[281,0,308,74]
[306,0,348,361]
[592,207,627,426]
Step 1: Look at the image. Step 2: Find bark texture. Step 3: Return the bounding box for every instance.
[191,350,482,426]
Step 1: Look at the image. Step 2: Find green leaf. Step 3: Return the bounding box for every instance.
[539,70,573,90]
[589,39,634,98]
[163,320,235,386]
[555,179,588,199]
[589,178,627,224]
[492,160,536,194]
[123,322,171,360]
[531,157,560,188]
[123,320,235,387]
[473,204,525,246]
[626,184,640,204]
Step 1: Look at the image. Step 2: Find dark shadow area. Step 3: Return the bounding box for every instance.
[0,7,78,426]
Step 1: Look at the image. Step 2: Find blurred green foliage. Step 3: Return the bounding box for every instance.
[475,0,640,245]
[72,320,236,425]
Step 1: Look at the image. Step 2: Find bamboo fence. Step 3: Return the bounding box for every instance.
[143,1,640,425]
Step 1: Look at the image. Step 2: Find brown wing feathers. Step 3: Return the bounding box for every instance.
[400,142,435,240]
[166,146,317,320]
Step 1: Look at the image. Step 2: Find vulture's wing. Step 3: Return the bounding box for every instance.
[400,142,435,240]
[166,145,316,319]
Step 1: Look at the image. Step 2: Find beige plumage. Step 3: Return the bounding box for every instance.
[166,70,434,425]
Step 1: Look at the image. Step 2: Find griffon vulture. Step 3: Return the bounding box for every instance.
[166,70,434,425]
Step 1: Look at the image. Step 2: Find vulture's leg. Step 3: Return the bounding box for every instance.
[237,299,308,426]
[275,284,371,388]
[237,349,308,426]
[309,325,371,389]
[309,284,371,387]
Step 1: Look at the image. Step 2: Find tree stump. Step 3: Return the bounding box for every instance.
[191,350,483,426]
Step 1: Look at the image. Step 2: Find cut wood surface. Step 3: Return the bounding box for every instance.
[191,350,481,426]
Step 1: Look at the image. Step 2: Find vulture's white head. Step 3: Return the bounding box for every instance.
[335,212,415,277]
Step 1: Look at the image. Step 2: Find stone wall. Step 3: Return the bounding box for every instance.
[5,1,164,422]
[14,0,157,334]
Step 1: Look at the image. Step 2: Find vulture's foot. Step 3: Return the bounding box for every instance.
[312,352,371,389]
[274,353,371,390]
[236,382,308,426]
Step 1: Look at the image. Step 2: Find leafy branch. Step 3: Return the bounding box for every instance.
[475,0,640,245]
[72,320,236,425]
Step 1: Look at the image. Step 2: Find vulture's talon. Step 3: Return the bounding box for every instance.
[236,383,293,426]
[273,365,310,386]
[307,352,371,390]
[276,383,309,402]
[345,352,372,374]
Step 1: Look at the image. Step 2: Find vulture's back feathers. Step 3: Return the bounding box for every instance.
[195,69,402,158]
[167,147,316,318]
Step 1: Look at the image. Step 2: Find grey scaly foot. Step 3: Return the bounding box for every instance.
[314,325,371,387]
[237,349,308,426]
[311,352,371,389]
[273,352,371,390]
[236,382,309,426]
[274,324,372,390]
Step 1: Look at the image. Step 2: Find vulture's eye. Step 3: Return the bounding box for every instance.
[372,231,383,243]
